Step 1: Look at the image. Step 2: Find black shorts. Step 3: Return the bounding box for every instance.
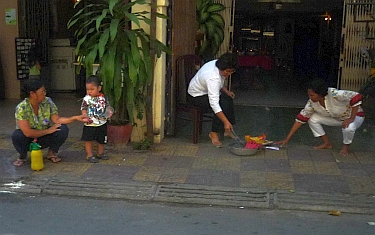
[81,123,107,144]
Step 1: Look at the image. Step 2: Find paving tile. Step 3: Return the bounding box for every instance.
[346,176,375,194]
[120,156,147,166]
[240,158,267,171]
[293,174,350,194]
[265,159,291,172]
[164,156,195,168]
[0,138,13,149]
[239,171,267,188]
[211,170,240,187]
[54,162,92,178]
[99,153,125,165]
[80,164,139,182]
[195,145,231,157]
[143,155,170,167]
[313,162,341,175]
[362,164,375,176]
[58,150,86,162]
[266,172,294,190]
[158,168,189,183]
[264,148,287,159]
[287,146,311,160]
[332,152,360,163]
[308,149,335,162]
[186,169,240,187]
[173,145,199,157]
[133,166,163,182]
[30,163,64,177]
[215,157,241,171]
[337,163,368,176]
[355,152,375,164]
[289,160,315,174]
[62,139,85,151]
[185,168,211,177]
[0,149,18,158]
[191,157,218,170]
[151,144,176,156]
[0,156,33,179]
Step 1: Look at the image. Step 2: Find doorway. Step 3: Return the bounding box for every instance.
[231,3,343,108]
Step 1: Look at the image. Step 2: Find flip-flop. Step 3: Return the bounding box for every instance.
[47,155,61,163]
[209,133,222,148]
[13,159,27,167]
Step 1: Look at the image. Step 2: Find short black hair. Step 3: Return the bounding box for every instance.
[307,78,328,97]
[22,79,44,99]
[86,75,102,87]
[215,53,239,70]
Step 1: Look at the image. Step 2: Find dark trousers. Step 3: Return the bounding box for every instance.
[189,94,235,133]
[12,124,69,159]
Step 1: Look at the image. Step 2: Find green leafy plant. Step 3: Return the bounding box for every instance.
[133,137,152,150]
[196,0,226,61]
[68,0,171,125]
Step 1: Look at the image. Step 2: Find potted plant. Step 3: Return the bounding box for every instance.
[68,0,171,144]
[196,0,226,61]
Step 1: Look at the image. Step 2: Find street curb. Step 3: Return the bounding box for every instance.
[1,178,374,214]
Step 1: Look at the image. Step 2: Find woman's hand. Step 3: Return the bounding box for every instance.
[226,91,235,99]
[223,121,233,134]
[48,122,62,134]
[75,114,90,123]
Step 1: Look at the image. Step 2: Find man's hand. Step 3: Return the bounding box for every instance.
[342,118,354,129]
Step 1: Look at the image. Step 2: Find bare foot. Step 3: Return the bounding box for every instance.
[209,132,222,148]
[314,143,332,149]
[339,145,350,155]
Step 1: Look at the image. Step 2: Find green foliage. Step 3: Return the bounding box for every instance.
[68,0,171,124]
[196,0,226,61]
[133,137,152,150]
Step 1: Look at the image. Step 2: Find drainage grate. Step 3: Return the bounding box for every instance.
[276,191,375,214]
[42,180,157,201]
[154,184,271,208]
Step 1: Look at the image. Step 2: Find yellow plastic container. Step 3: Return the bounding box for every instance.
[30,139,44,171]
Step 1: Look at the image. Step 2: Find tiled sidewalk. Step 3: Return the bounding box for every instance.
[1,98,375,197]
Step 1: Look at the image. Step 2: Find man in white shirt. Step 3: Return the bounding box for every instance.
[188,53,238,147]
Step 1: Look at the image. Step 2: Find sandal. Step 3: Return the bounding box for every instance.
[209,132,222,148]
[47,155,62,163]
[97,154,109,160]
[13,159,27,167]
[86,156,99,163]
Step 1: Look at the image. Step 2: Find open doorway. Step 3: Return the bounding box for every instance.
[231,1,343,108]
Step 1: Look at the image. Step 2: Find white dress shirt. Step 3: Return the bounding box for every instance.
[187,60,225,114]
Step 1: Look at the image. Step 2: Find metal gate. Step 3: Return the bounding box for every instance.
[339,0,375,91]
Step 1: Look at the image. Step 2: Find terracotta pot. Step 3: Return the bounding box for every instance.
[107,124,132,144]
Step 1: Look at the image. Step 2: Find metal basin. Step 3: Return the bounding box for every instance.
[228,143,259,156]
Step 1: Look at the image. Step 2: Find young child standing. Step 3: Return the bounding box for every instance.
[81,75,112,163]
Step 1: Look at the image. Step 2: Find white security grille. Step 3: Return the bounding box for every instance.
[340,0,375,91]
